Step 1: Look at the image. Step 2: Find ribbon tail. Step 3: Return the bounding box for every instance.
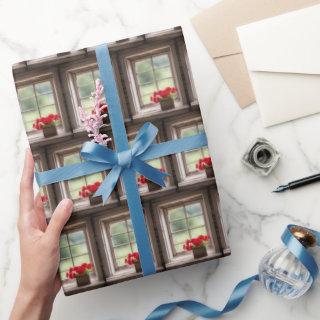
[145,275,259,320]
[94,166,122,204]
[133,159,169,187]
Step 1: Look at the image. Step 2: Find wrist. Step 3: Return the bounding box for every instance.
[10,285,54,320]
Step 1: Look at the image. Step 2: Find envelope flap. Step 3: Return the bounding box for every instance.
[192,0,320,58]
[238,4,320,74]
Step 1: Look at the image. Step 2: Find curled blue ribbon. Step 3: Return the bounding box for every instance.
[35,44,208,276]
[146,224,320,319]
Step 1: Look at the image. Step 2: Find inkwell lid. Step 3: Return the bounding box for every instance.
[290,226,317,248]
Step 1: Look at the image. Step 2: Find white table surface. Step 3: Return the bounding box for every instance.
[0,0,320,319]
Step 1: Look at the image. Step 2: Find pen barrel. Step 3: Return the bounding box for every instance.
[289,174,320,189]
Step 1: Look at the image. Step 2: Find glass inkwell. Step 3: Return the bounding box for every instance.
[242,138,280,176]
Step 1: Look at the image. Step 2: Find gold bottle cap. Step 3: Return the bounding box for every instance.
[290,226,317,248]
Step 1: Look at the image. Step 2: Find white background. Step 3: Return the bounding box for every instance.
[0,0,320,319]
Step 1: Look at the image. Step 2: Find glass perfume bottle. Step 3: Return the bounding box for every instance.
[259,226,317,299]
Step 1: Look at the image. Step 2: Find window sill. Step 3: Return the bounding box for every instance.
[178,176,216,189]
[63,277,106,295]
[27,131,73,147]
[119,185,176,201]
[165,249,224,269]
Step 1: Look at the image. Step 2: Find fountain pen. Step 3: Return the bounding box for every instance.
[273,173,320,193]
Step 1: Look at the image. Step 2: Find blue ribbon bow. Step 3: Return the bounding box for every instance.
[146,224,320,319]
[35,44,208,276]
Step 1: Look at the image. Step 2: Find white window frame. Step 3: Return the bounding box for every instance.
[125,46,182,116]
[171,118,208,183]
[15,73,65,139]
[158,194,215,266]
[54,145,112,209]
[67,63,100,128]
[60,223,98,290]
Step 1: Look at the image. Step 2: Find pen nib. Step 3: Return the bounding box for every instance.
[273,185,288,193]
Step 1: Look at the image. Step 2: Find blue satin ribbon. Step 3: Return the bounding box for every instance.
[35,44,208,276]
[146,224,320,319]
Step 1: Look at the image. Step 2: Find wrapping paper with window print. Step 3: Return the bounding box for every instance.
[35,44,208,276]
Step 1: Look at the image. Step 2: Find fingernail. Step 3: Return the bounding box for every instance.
[59,198,73,211]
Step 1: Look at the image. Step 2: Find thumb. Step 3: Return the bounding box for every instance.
[46,199,73,240]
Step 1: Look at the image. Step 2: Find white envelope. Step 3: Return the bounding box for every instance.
[237,4,320,127]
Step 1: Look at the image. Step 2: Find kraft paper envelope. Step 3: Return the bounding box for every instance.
[238,4,320,127]
[191,0,320,108]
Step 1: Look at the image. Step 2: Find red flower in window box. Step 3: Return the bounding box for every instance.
[196,157,214,178]
[32,113,60,130]
[150,87,177,111]
[66,262,93,287]
[79,181,101,198]
[124,252,142,273]
[137,168,166,192]
[183,235,209,259]
[40,195,48,203]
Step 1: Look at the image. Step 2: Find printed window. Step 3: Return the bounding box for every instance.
[105,218,137,269]
[164,200,208,255]
[59,228,94,281]
[132,52,177,108]
[177,121,209,176]
[60,150,104,201]
[17,80,59,132]
[34,158,50,211]
[73,68,103,114]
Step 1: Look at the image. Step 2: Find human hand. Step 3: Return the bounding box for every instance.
[10,149,73,320]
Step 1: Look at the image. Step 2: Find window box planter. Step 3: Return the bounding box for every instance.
[133,260,142,273]
[159,96,175,111]
[76,273,91,287]
[89,195,103,206]
[192,246,208,259]
[147,180,162,192]
[43,125,58,138]
[204,166,214,178]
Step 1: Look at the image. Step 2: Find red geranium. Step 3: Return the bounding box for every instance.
[66,262,93,280]
[150,87,177,103]
[124,252,139,266]
[196,157,212,171]
[79,181,101,198]
[183,235,209,251]
[40,194,48,203]
[137,168,165,186]
[33,114,60,130]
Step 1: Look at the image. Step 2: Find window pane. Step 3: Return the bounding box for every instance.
[76,72,94,87]
[127,220,133,231]
[152,54,170,68]
[140,84,157,96]
[129,232,136,242]
[110,221,127,235]
[60,259,73,272]
[190,226,207,238]
[93,69,100,80]
[112,233,130,246]
[35,81,52,95]
[186,202,202,217]
[175,243,184,253]
[80,97,93,111]
[157,78,174,90]
[68,230,86,245]
[73,254,90,266]
[188,216,205,229]
[172,231,189,244]
[114,244,132,259]
[147,158,162,169]
[135,59,152,73]
[181,126,198,137]
[22,110,40,122]
[60,246,71,259]
[141,94,152,105]
[170,219,188,232]
[185,149,203,172]
[70,244,88,256]
[37,93,54,107]
[39,105,56,116]
[78,84,94,98]
[64,153,81,165]
[137,71,154,85]
[86,173,102,185]
[17,85,34,99]
[168,207,185,221]
[155,67,172,80]
[60,234,68,247]
[19,97,37,111]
